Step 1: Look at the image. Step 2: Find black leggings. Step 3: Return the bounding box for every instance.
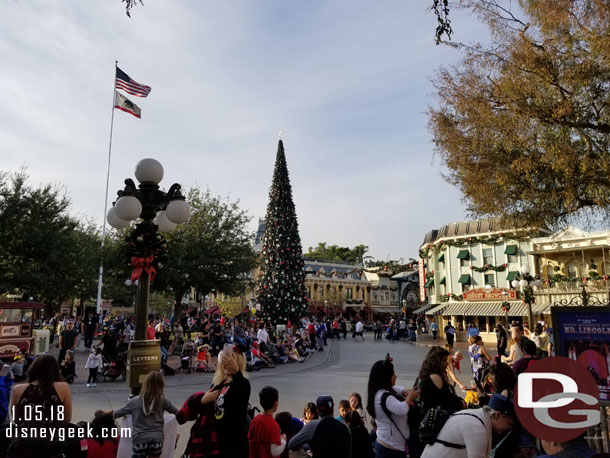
[87,367,98,383]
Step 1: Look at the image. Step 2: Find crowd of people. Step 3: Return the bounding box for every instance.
[0,312,606,458]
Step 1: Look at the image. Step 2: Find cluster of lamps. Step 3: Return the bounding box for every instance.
[106,158,190,231]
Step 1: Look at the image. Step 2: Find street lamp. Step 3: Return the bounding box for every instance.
[511,265,543,330]
[107,158,190,394]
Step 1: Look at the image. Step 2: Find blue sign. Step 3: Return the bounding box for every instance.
[552,307,610,404]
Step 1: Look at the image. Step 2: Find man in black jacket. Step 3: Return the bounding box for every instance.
[288,395,351,458]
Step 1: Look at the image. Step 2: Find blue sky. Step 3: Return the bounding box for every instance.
[0,1,489,261]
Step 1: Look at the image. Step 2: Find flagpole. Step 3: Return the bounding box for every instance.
[96,60,118,316]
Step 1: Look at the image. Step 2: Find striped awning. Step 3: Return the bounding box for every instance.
[442,302,470,316]
[426,304,448,315]
[440,301,528,316]
[413,304,434,314]
[372,307,399,314]
[532,302,551,313]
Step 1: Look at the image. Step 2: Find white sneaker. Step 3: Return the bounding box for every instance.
[86,383,90,387]
[92,383,97,387]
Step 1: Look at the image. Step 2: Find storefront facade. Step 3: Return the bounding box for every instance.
[418,218,549,342]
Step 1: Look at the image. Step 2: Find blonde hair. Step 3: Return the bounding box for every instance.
[469,336,477,345]
[140,371,165,416]
[212,350,247,387]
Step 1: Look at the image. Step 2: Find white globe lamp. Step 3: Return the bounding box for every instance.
[114,195,142,221]
[519,279,529,288]
[135,158,164,184]
[484,284,493,292]
[520,265,531,275]
[534,279,543,288]
[166,199,191,224]
[154,210,177,233]
[511,279,520,289]
[107,207,130,229]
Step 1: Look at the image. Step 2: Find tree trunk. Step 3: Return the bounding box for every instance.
[173,290,184,322]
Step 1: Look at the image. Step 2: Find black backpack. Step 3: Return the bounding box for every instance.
[419,409,485,449]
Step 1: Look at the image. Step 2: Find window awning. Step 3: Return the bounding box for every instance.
[504,245,518,255]
[427,304,447,315]
[438,254,445,263]
[424,278,434,288]
[458,274,471,284]
[439,277,446,285]
[532,303,551,314]
[457,250,470,260]
[372,307,399,314]
[442,303,471,315]
[450,301,528,316]
[413,304,434,314]
[506,271,519,282]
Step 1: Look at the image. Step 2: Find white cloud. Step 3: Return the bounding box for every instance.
[0,0,488,260]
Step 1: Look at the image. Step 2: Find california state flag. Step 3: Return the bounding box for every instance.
[114,91,141,118]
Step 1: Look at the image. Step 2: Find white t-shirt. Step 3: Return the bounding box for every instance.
[421,409,491,458]
[257,329,269,343]
[356,322,363,333]
[374,386,409,451]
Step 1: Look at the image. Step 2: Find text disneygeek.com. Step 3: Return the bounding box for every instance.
[5,423,132,441]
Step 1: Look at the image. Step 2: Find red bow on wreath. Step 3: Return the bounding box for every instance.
[131,256,157,282]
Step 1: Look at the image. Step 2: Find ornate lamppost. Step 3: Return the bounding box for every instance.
[511,264,543,329]
[107,158,190,394]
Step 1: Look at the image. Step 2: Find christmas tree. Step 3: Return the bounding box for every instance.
[257,140,308,323]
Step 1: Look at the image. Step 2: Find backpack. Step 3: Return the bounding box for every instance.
[419,409,485,449]
[380,391,409,443]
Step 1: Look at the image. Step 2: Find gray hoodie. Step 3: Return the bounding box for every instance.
[113,394,177,445]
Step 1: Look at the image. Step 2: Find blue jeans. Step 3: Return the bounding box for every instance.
[375,442,407,458]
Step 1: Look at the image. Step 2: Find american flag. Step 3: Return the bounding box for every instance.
[115,67,151,97]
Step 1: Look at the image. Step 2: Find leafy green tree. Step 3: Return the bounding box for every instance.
[218,296,245,318]
[99,230,137,308]
[429,0,610,228]
[0,171,102,314]
[306,243,369,264]
[257,140,308,323]
[153,187,257,321]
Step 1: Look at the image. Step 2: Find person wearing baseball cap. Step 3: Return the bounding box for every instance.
[288,395,351,457]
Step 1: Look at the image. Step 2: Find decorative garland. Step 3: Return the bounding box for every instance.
[501,301,511,313]
[439,293,463,303]
[125,223,168,284]
[546,273,609,284]
[469,263,508,273]
[419,230,537,258]
[521,286,535,304]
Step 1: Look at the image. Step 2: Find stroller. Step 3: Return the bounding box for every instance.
[178,340,196,373]
[98,351,126,382]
